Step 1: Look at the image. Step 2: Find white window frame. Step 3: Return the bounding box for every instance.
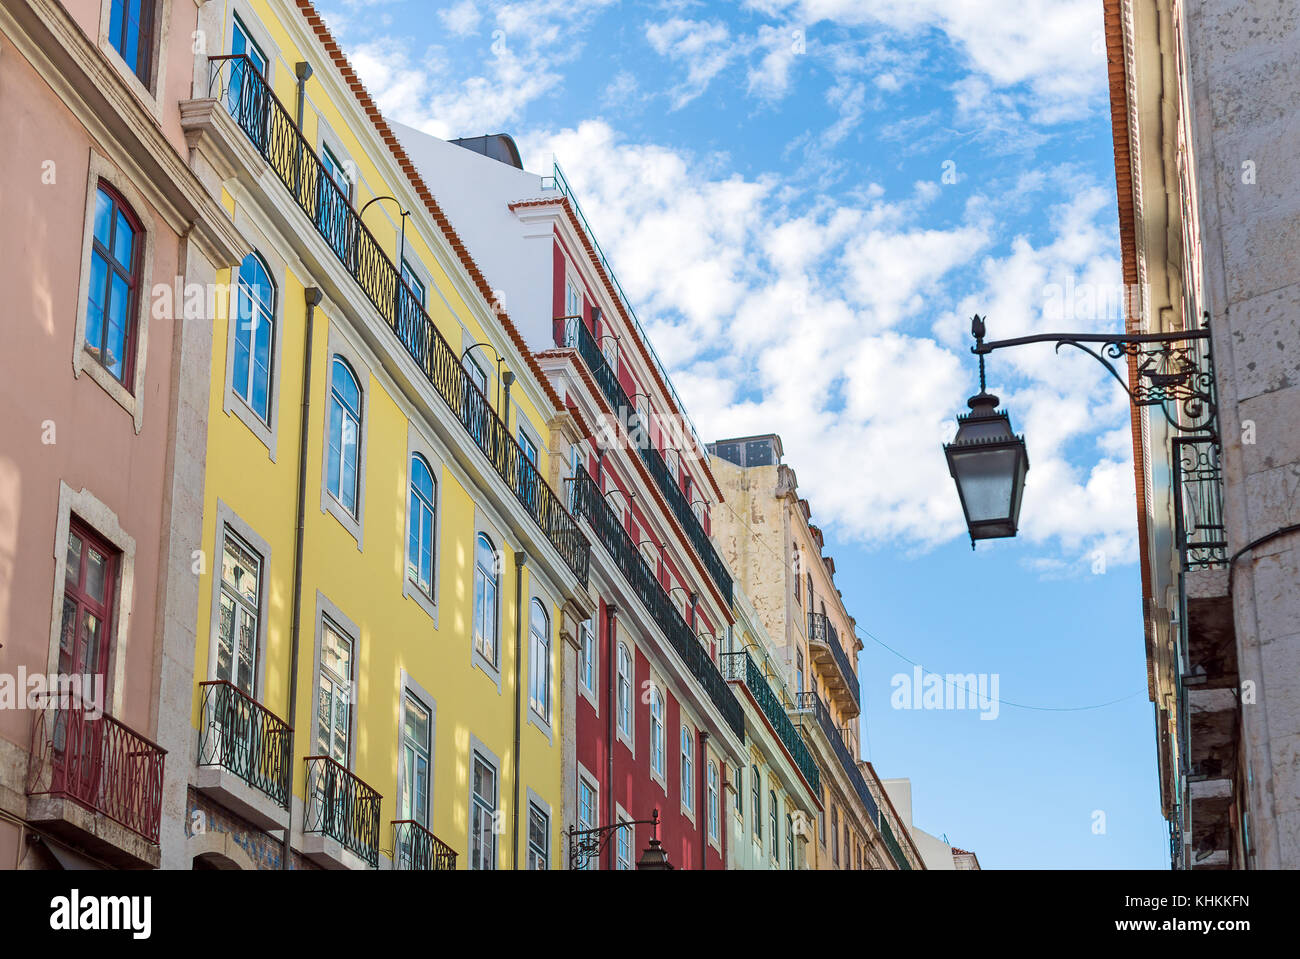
[615,641,634,755]
[576,761,600,871]
[395,671,437,835]
[648,682,666,793]
[205,501,271,700]
[97,0,172,120]
[468,736,501,871]
[526,788,551,871]
[310,592,359,769]
[72,152,155,434]
[526,592,554,741]
[577,618,598,711]
[614,801,634,871]
[319,330,370,549]
[402,424,444,624]
[470,518,505,691]
[680,723,695,823]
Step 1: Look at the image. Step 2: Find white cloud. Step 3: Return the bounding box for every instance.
[517,121,1128,564]
[645,18,737,108]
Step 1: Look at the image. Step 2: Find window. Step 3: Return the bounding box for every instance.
[734,765,743,816]
[215,530,261,695]
[794,550,801,602]
[649,687,664,778]
[529,599,551,722]
[819,788,826,843]
[85,183,142,386]
[680,726,694,813]
[228,16,267,131]
[108,0,155,86]
[399,694,431,827]
[843,824,851,870]
[831,805,839,864]
[565,278,582,319]
[326,357,362,516]
[752,766,761,839]
[616,818,632,870]
[398,259,426,353]
[787,814,795,869]
[318,144,352,261]
[407,455,436,597]
[806,573,814,610]
[465,354,488,396]
[400,259,426,306]
[316,620,353,765]
[470,752,497,870]
[321,144,352,201]
[707,761,719,841]
[527,803,549,870]
[616,644,632,739]
[577,777,596,871]
[473,534,499,669]
[796,650,805,698]
[579,620,596,696]
[60,520,118,683]
[769,792,778,859]
[232,253,276,423]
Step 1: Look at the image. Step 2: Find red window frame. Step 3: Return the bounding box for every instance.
[60,517,118,683]
[87,181,144,389]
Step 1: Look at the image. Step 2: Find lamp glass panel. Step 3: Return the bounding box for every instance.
[954,447,1018,523]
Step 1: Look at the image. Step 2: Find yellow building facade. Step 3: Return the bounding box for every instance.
[166,0,594,869]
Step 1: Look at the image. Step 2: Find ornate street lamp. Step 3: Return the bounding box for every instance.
[636,835,674,870]
[944,313,1219,549]
[944,318,1029,546]
[567,810,666,869]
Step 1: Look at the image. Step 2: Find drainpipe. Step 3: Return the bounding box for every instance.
[698,730,709,869]
[512,550,528,869]
[282,286,322,870]
[605,603,618,869]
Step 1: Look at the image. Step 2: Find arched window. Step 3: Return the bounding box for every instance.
[407,455,436,596]
[751,765,761,839]
[649,686,664,777]
[232,252,276,422]
[326,356,362,515]
[529,599,550,721]
[680,726,694,812]
[769,791,778,859]
[616,644,632,737]
[473,533,498,666]
[786,814,795,869]
[85,183,142,386]
[707,761,719,841]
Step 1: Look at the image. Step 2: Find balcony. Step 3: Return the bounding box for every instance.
[571,466,744,739]
[790,691,877,826]
[196,681,292,829]
[392,819,458,870]
[556,315,733,604]
[210,55,589,587]
[303,755,382,868]
[720,651,819,793]
[878,812,912,871]
[26,704,166,867]
[807,612,860,713]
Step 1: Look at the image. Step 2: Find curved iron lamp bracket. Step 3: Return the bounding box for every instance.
[972,314,1219,441]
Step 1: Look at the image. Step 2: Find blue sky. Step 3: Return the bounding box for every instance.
[318,0,1167,867]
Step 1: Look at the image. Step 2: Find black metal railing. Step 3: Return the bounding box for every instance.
[791,691,877,825]
[571,467,744,739]
[392,819,457,870]
[304,755,382,867]
[721,652,819,791]
[808,612,860,709]
[197,681,291,809]
[879,812,912,870]
[1174,435,1227,571]
[556,316,732,603]
[210,54,589,586]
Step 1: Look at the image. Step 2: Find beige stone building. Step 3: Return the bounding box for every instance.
[709,434,923,869]
[1108,0,1300,868]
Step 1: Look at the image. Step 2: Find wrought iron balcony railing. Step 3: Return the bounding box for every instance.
[879,811,912,870]
[721,651,819,792]
[27,704,166,844]
[791,691,878,826]
[1174,435,1227,571]
[304,755,383,867]
[570,467,744,739]
[556,315,732,604]
[808,612,860,710]
[392,819,457,870]
[209,54,589,587]
[197,680,292,808]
